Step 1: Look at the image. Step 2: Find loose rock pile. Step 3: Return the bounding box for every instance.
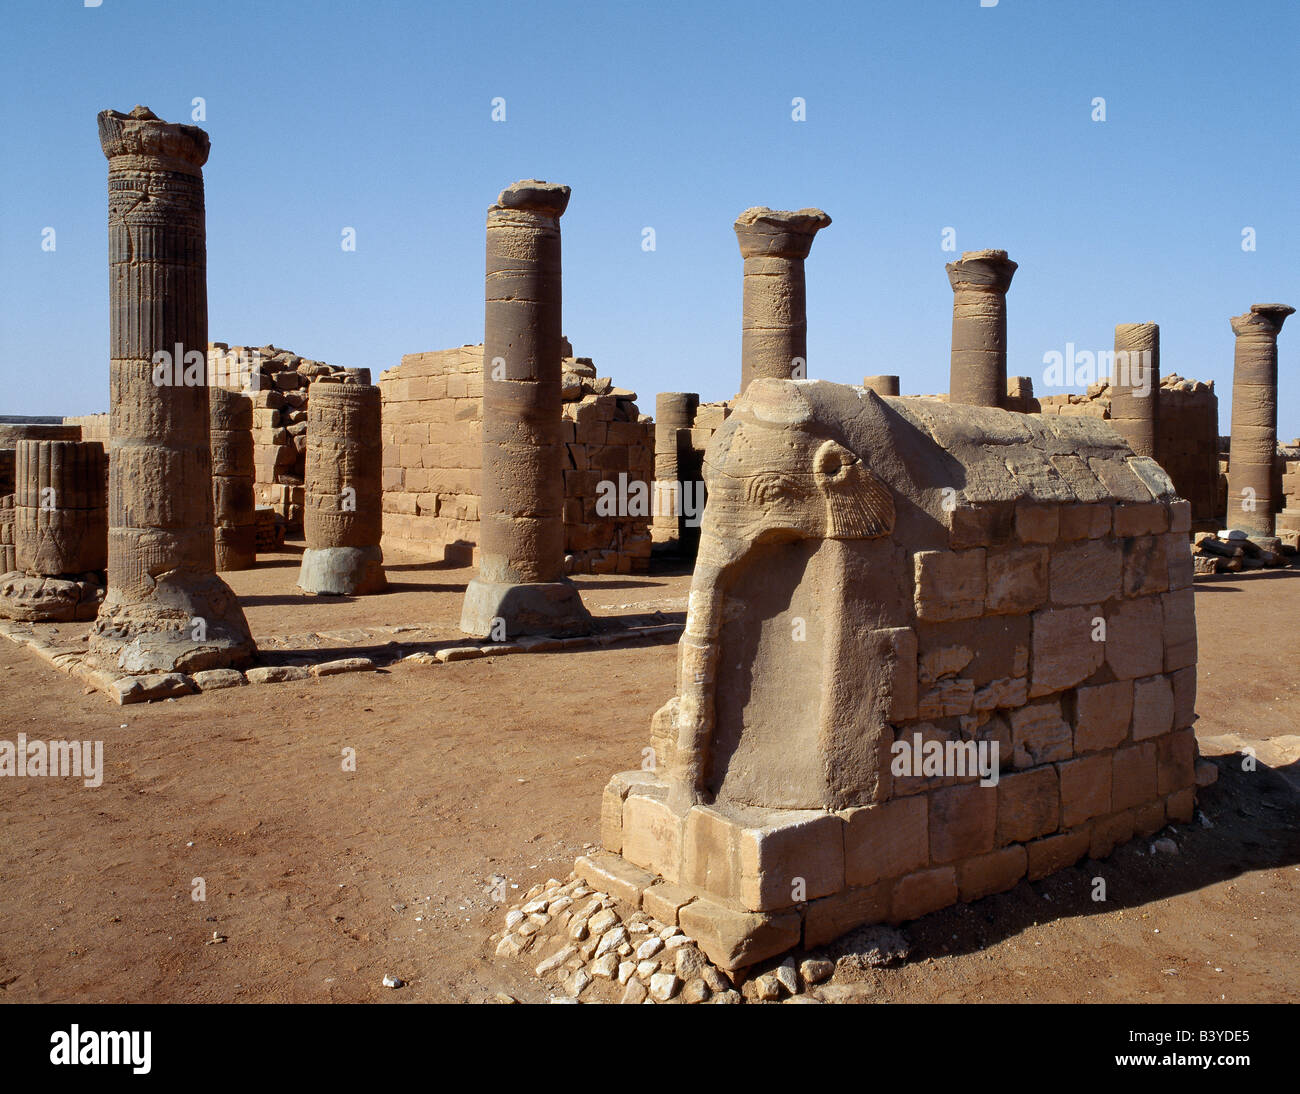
[493,873,878,1003]
[1192,530,1289,573]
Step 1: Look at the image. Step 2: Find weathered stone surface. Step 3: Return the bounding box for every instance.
[957,845,1026,902]
[947,249,1017,409]
[298,383,387,595]
[1030,605,1105,697]
[191,668,247,690]
[89,107,254,676]
[109,672,196,705]
[462,180,591,638]
[13,440,107,575]
[1226,304,1292,537]
[890,866,957,923]
[1074,680,1133,752]
[929,784,996,863]
[245,664,310,684]
[996,767,1060,845]
[735,206,831,393]
[677,897,801,972]
[1058,754,1112,826]
[842,796,928,886]
[210,389,256,571]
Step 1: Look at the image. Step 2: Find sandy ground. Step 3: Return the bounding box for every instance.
[0,546,1296,1004]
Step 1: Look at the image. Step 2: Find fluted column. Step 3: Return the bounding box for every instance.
[460,180,591,637]
[89,106,254,674]
[1227,303,1293,537]
[735,207,830,394]
[1110,323,1161,458]
[946,249,1017,408]
[14,440,107,574]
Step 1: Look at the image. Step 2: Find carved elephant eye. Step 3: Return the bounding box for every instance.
[745,472,804,506]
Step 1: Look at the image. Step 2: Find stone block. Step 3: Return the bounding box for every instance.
[1111,742,1158,812]
[1030,605,1105,697]
[1049,540,1121,605]
[1113,502,1168,537]
[890,867,957,923]
[574,853,655,908]
[736,810,844,911]
[1015,502,1059,544]
[1074,680,1133,753]
[1170,666,1196,730]
[1058,503,1112,541]
[1010,699,1072,767]
[1156,729,1196,796]
[985,546,1048,615]
[1025,825,1091,880]
[957,845,1027,902]
[1122,535,1169,597]
[913,549,986,621]
[622,792,687,883]
[802,883,890,949]
[996,767,1060,844]
[678,897,802,972]
[842,796,928,886]
[929,783,996,863]
[1089,809,1137,859]
[1058,754,1112,826]
[681,805,740,900]
[1131,675,1174,741]
[1161,590,1197,672]
[641,881,696,926]
[1103,596,1164,680]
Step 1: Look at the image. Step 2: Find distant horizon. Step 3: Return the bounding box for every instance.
[2,0,1295,438]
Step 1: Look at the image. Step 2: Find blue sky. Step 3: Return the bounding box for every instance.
[1,0,1296,437]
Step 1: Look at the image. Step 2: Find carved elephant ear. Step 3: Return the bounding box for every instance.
[813,439,895,540]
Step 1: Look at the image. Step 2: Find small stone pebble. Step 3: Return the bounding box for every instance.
[680,977,711,1003]
[754,973,784,1001]
[382,974,403,989]
[800,958,834,985]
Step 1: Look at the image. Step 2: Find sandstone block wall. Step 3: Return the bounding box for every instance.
[380,345,654,573]
[594,381,1200,971]
[208,343,370,531]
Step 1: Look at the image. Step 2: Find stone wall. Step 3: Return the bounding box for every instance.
[592,381,1200,971]
[380,345,654,573]
[208,343,369,531]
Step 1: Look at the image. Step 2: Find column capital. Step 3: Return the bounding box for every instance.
[489,179,571,220]
[97,105,209,168]
[734,207,831,259]
[946,249,1017,294]
[1230,303,1294,337]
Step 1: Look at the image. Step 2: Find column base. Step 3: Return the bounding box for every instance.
[88,573,256,675]
[297,545,387,596]
[460,577,592,639]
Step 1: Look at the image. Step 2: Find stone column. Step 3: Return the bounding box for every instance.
[461,180,591,638]
[862,376,899,396]
[946,249,1018,408]
[297,381,386,594]
[89,106,254,674]
[653,392,699,546]
[1110,323,1160,458]
[14,440,108,574]
[210,389,256,571]
[735,207,831,394]
[1227,303,1294,538]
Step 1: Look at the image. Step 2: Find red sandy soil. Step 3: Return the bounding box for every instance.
[0,546,1296,1003]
